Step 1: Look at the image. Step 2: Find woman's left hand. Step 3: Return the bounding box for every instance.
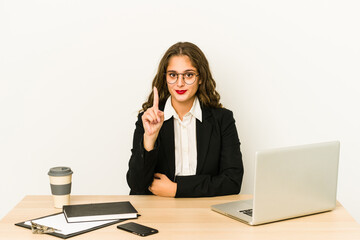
[148,173,177,197]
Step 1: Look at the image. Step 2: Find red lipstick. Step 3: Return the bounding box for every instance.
[175,90,187,95]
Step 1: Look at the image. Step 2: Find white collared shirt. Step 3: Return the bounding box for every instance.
[164,96,202,176]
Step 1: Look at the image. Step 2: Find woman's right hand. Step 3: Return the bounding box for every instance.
[141,87,164,151]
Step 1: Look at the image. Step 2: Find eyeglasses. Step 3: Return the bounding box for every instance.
[165,71,199,85]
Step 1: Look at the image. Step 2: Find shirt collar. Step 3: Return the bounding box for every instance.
[164,96,202,122]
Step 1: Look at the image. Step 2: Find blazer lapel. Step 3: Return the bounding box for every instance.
[159,117,175,180]
[196,108,213,174]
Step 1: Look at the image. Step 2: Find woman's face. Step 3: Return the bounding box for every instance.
[166,55,201,109]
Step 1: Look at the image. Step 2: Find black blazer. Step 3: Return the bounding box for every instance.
[127,104,244,197]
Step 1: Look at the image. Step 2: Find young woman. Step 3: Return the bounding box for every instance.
[127,42,244,197]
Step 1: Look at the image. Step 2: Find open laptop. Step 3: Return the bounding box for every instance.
[211,141,340,225]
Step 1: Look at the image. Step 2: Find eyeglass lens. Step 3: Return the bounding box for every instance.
[166,72,197,85]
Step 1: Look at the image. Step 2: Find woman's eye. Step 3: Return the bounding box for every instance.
[169,73,177,78]
[186,73,194,78]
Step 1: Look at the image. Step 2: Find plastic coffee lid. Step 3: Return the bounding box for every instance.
[48,166,73,176]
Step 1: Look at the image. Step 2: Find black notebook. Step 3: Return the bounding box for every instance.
[63,201,138,223]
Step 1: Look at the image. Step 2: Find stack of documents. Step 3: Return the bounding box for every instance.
[15,201,138,238]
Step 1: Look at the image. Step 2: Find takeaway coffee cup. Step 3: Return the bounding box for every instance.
[48,166,73,208]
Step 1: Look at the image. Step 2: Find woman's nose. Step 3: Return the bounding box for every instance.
[176,74,185,87]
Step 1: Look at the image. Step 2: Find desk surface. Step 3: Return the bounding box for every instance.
[1,195,360,240]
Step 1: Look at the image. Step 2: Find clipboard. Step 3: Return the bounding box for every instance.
[15,212,127,239]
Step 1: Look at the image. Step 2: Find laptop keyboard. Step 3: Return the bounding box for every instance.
[239,209,253,217]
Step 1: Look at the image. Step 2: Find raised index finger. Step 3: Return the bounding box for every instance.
[153,86,159,110]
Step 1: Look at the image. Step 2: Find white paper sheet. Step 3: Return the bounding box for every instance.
[24,213,118,235]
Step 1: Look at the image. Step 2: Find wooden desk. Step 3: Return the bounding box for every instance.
[1,195,360,239]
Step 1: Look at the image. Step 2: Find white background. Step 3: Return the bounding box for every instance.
[1,0,359,223]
